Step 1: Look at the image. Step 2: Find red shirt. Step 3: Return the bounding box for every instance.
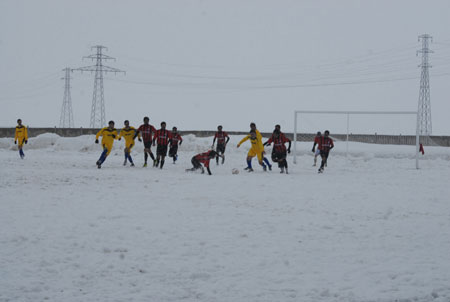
[214,131,229,144]
[318,137,334,152]
[195,151,213,168]
[154,129,172,146]
[314,135,322,144]
[267,133,291,153]
[137,124,156,142]
[170,133,183,146]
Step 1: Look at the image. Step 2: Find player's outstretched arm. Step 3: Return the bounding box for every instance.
[237,135,249,147]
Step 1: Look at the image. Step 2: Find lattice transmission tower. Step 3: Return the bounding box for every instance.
[417,34,433,135]
[59,67,75,128]
[73,45,125,128]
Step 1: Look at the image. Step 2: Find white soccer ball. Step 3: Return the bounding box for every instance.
[232,168,239,175]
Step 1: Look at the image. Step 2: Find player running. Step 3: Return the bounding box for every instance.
[95,120,118,169]
[14,119,28,159]
[318,130,334,173]
[135,117,157,167]
[212,125,230,165]
[153,121,172,169]
[311,131,322,166]
[237,129,271,172]
[118,120,140,167]
[264,127,291,174]
[168,127,183,164]
[186,150,222,175]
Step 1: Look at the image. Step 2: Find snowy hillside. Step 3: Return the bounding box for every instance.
[1,134,450,302]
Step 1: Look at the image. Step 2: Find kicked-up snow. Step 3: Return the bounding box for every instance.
[1,134,450,302]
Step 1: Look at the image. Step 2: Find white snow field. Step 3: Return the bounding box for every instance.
[1,133,450,302]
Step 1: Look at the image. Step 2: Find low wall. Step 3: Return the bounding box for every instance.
[0,128,449,147]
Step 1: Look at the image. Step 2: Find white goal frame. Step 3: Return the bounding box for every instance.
[293,110,420,169]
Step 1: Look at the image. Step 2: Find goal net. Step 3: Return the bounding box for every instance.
[293,110,420,169]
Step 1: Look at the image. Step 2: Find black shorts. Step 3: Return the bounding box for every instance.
[143,141,152,149]
[157,144,168,156]
[191,157,201,169]
[320,150,329,159]
[216,143,226,154]
[169,145,178,157]
[272,151,287,162]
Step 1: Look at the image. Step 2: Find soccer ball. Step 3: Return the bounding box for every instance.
[232,168,239,175]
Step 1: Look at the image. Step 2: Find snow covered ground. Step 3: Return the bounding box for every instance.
[1,134,450,302]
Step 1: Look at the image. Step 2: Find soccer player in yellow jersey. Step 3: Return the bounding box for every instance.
[118,120,140,167]
[95,120,118,169]
[14,119,28,159]
[237,123,272,172]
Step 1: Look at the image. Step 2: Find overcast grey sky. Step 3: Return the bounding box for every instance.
[1,0,449,134]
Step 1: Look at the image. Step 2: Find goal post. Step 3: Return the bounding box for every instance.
[293,110,420,169]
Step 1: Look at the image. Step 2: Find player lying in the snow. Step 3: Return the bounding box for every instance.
[186,150,222,175]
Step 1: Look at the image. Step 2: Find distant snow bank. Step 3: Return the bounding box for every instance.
[1,133,449,160]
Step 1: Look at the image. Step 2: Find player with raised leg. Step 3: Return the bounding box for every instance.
[95,120,118,169]
[237,129,270,172]
[250,122,272,170]
[168,127,182,164]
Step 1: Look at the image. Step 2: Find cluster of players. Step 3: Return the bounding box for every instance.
[13,118,334,174]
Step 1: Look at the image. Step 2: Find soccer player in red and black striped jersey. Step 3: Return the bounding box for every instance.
[318,130,334,173]
[152,121,172,169]
[311,131,322,166]
[135,116,157,167]
[186,150,222,175]
[168,127,183,164]
[212,125,230,165]
[264,125,291,174]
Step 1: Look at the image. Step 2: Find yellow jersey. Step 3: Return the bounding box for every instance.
[15,125,28,143]
[96,127,118,146]
[118,126,139,143]
[238,130,264,152]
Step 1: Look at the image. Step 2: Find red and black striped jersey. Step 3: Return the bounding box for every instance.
[314,135,322,144]
[214,131,229,144]
[267,133,291,153]
[194,151,213,168]
[318,137,334,152]
[170,133,183,146]
[154,129,172,146]
[137,124,156,142]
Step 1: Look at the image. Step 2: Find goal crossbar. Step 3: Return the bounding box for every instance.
[293,110,420,169]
